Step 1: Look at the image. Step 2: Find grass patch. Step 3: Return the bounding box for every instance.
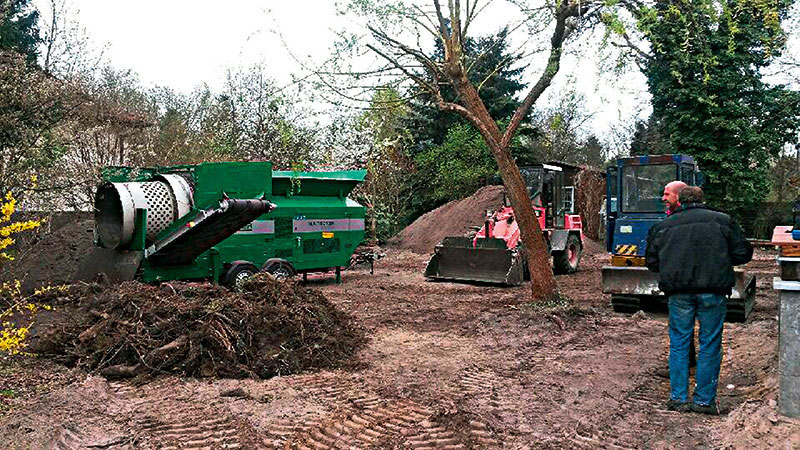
[525,292,574,311]
[0,389,15,398]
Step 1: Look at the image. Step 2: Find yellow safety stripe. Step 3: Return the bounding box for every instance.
[615,245,639,255]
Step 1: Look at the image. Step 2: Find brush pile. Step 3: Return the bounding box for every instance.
[27,274,365,379]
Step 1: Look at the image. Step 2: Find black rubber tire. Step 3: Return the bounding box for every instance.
[553,234,582,275]
[224,262,258,289]
[262,260,296,280]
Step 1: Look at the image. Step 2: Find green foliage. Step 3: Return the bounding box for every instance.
[522,89,609,168]
[629,116,668,156]
[412,124,497,210]
[0,52,75,197]
[0,0,40,64]
[640,0,800,205]
[350,88,414,243]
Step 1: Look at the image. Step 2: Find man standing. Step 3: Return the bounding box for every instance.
[654,180,696,379]
[645,186,753,414]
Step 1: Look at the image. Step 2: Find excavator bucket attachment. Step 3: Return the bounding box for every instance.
[602,266,756,322]
[424,236,525,286]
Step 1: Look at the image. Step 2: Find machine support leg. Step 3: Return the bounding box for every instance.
[209,249,220,285]
[335,267,341,284]
[303,273,307,283]
[133,208,147,250]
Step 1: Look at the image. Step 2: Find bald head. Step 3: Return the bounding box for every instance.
[662,181,687,213]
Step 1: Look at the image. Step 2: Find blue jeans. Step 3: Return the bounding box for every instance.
[668,293,726,406]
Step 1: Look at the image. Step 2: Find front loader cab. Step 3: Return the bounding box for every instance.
[519,164,566,229]
[606,154,699,264]
[424,162,583,286]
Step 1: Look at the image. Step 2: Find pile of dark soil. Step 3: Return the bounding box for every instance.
[27,274,366,379]
[387,185,505,254]
[5,219,95,294]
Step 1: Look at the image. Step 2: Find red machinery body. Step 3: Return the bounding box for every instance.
[473,205,584,250]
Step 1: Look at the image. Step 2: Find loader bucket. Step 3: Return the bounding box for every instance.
[601,266,661,296]
[424,236,525,286]
[602,265,756,322]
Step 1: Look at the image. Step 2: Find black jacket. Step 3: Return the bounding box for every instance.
[645,203,753,295]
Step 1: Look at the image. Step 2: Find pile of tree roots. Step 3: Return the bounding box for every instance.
[27,274,366,379]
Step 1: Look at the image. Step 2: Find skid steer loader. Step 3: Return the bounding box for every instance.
[424,164,584,286]
[601,154,756,322]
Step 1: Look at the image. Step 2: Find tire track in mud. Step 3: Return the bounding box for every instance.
[109,381,243,449]
[261,373,503,449]
[565,357,716,450]
[50,425,87,450]
[455,368,509,447]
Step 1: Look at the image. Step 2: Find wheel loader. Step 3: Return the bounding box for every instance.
[424,164,584,286]
[601,154,756,322]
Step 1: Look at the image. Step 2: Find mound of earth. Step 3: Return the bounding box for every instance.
[27,274,366,379]
[7,219,95,294]
[388,185,506,254]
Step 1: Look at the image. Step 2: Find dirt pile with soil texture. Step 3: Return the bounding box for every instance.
[388,184,607,256]
[387,185,505,254]
[3,219,95,294]
[27,274,365,379]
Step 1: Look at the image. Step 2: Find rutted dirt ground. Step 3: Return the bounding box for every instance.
[2,247,799,448]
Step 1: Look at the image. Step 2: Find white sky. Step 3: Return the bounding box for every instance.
[32,0,799,153]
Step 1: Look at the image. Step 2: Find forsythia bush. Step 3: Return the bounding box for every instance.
[0,191,44,355]
[0,191,41,261]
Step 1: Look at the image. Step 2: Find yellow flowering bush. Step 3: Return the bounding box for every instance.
[0,192,42,261]
[0,191,44,355]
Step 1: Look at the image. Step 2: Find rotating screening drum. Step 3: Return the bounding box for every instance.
[94,174,194,249]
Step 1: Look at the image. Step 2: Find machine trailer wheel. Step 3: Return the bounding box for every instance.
[224,262,258,290]
[553,234,582,274]
[263,260,295,280]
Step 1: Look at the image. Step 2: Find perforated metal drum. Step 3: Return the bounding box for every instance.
[94,174,193,249]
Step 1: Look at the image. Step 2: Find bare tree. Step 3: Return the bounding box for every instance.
[329,0,603,300]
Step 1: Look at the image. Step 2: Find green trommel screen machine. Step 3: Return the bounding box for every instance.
[75,161,366,287]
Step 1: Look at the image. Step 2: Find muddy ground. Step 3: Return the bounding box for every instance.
[1,247,799,449]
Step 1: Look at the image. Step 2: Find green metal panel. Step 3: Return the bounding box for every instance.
[212,194,366,273]
[139,253,214,283]
[272,170,366,197]
[192,161,272,207]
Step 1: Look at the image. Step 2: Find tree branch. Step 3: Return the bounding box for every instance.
[368,25,444,79]
[365,43,438,95]
[501,1,586,148]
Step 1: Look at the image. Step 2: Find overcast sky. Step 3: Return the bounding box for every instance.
[31,1,799,152]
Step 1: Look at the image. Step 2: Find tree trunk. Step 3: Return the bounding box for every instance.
[492,142,557,300]
[444,66,557,301]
